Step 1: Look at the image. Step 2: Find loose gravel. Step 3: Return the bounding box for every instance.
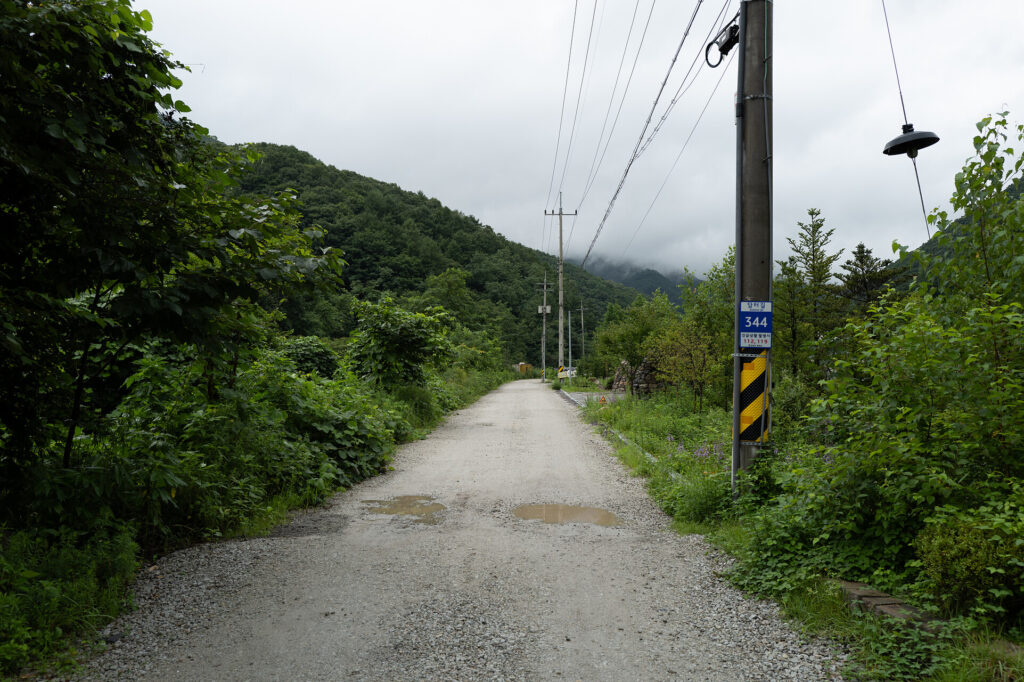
[74,380,846,681]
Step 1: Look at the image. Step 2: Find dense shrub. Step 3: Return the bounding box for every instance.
[915,483,1024,618]
[348,297,451,386]
[280,335,340,377]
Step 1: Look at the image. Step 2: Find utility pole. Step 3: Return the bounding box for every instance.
[579,302,586,361]
[731,0,773,494]
[568,309,573,374]
[545,192,577,371]
[538,273,552,382]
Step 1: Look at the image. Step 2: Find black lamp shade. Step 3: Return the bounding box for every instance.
[883,123,939,157]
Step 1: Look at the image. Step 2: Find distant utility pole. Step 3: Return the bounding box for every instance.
[538,273,552,382]
[545,192,577,370]
[731,0,773,494]
[568,309,573,372]
[579,302,586,361]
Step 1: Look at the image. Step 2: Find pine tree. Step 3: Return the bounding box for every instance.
[836,243,900,313]
[783,208,843,379]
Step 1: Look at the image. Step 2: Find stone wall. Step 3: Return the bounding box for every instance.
[611,359,664,396]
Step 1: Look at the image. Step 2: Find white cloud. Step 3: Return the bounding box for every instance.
[142,0,1024,277]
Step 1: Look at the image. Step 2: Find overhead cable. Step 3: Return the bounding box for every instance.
[623,49,736,257]
[543,0,580,218]
[568,0,653,253]
[556,0,602,198]
[576,0,652,207]
[635,0,732,158]
[580,0,706,268]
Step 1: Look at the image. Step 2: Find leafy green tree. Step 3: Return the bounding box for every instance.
[348,297,452,386]
[921,112,1024,311]
[678,248,735,408]
[0,1,342,469]
[595,292,679,391]
[646,319,720,411]
[772,255,811,376]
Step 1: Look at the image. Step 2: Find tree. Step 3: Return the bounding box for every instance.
[595,292,679,392]
[0,1,342,467]
[836,243,900,312]
[784,209,843,379]
[772,255,812,376]
[678,248,735,408]
[646,319,720,411]
[348,297,452,386]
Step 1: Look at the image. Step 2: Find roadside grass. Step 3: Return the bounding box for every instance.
[559,376,608,392]
[582,389,1018,681]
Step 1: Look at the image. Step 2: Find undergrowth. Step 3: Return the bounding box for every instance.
[0,343,511,677]
[584,388,1022,681]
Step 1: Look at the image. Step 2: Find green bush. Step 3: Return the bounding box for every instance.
[915,484,1024,618]
[916,523,1007,616]
[768,369,814,446]
[731,117,1024,610]
[551,380,562,391]
[391,383,442,430]
[280,335,339,377]
[348,297,451,386]
[15,345,395,549]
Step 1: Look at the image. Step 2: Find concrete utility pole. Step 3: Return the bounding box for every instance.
[731,0,773,494]
[538,273,552,382]
[568,309,573,372]
[545,192,577,370]
[579,302,585,361]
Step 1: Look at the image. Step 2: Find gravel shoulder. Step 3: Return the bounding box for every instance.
[76,379,846,681]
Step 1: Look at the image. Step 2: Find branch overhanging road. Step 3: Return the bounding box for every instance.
[80,380,845,681]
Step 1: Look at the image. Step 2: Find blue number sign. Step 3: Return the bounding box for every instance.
[739,301,772,348]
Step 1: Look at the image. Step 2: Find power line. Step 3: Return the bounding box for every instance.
[556,0,600,198]
[580,0,706,268]
[623,48,736,257]
[576,0,649,206]
[544,0,581,217]
[635,0,732,159]
[567,0,657,254]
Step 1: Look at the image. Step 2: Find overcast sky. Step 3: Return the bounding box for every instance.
[140,0,1024,277]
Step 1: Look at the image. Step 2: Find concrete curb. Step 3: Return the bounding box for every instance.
[837,581,938,628]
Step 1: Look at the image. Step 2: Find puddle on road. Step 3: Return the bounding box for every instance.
[362,495,446,524]
[513,504,623,527]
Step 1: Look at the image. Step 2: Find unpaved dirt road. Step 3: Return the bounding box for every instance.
[80,380,844,681]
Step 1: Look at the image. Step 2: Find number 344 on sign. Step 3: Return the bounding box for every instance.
[739,301,772,348]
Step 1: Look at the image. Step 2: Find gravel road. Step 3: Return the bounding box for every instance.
[77,379,845,681]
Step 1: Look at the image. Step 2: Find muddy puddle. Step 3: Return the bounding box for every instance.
[513,504,623,527]
[362,495,446,524]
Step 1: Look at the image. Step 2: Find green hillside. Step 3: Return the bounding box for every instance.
[577,256,692,309]
[237,143,640,364]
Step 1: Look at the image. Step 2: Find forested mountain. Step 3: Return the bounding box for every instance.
[577,256,690,309]
[237,143,640,364]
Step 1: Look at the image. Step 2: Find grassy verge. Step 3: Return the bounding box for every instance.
[559,376,610,392]
[582,391,1024,681]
